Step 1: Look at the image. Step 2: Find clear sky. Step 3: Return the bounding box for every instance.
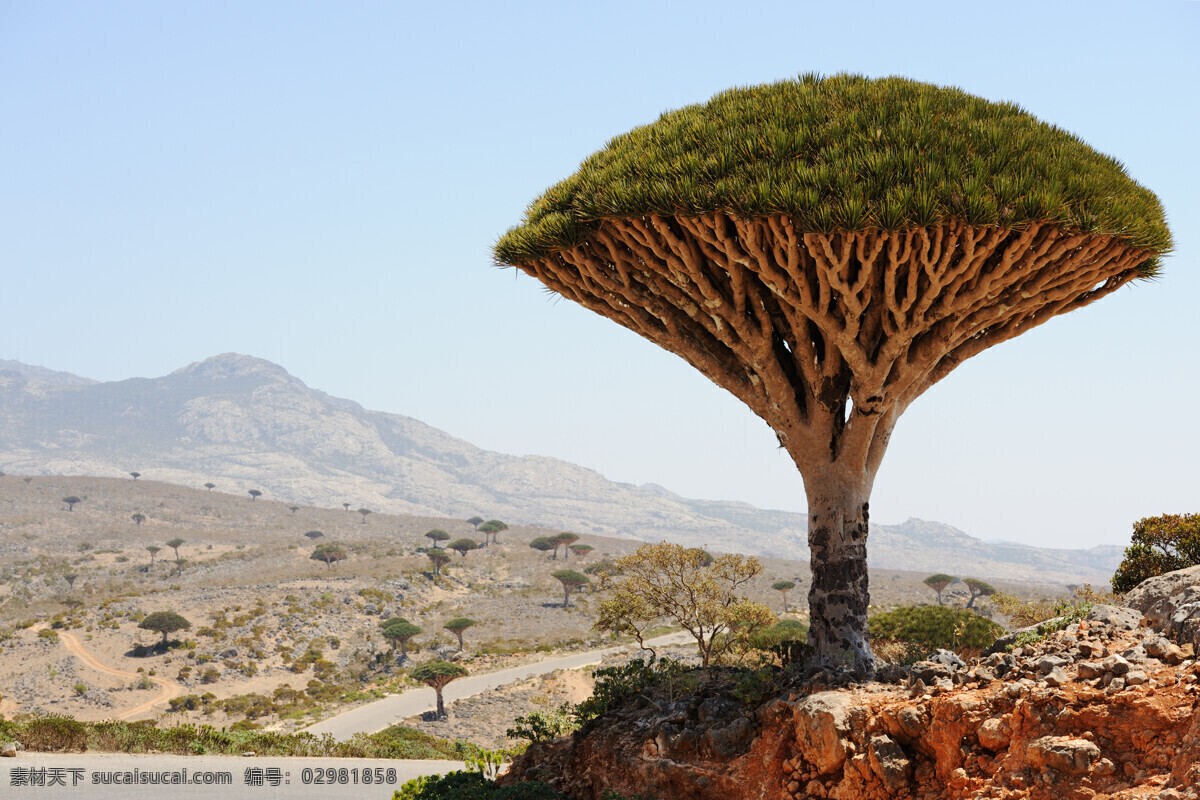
[2,1,1196,550]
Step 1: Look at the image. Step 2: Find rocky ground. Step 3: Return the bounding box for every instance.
[505,567,1200,800]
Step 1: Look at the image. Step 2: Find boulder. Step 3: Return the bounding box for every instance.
[1125,566,1200,650]
[792,692,857,775]
[869,735,911,792]
[1027,736,1102,774]
[1086,604,1142,631]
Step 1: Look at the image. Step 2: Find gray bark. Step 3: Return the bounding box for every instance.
[804,472,874,666]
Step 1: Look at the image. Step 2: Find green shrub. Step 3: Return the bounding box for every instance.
[573,658,695,723]
[507,705,578,743]
[1112,514,1200,593]
[868,605,1003,658]
[392,771,567,800]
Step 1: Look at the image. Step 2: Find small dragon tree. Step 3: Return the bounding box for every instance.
[467,516,485,532]
[139,610,191,650]
[551,532,580,559]
[529,537,556,557]
[358,508,372,524]
[62,496,81,511]
[923,574,956,606]
[381,618,421,660]
[963,578,997,609]
[569,543,595,559]
[166,538,185,560]
[772,580,797,613]
[146,545,161,566]
[410,660,468,720]
[448,538,480,557]
[425,529,451,548]
[427,548,451,576]
[495,74,1171,666]
[310,542,347,570]
[248,489,262,501]
[479,520,508,545]
[131,512,146,526]
[551,569,590,608]
[443,617,477,651]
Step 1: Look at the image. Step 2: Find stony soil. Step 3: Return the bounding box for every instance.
[506,605,1200,799]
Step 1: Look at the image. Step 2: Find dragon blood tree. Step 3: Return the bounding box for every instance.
[494,75,1170,665]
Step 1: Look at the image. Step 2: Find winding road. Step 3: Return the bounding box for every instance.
[303,631,691,740]
[58,630,182,720]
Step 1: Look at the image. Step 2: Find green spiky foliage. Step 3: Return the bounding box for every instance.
[551,569,590,608]
[771,580,797,613]
[410,660,469,719]
[869,605,1004,659]
[138,611,191,649]
[381,619,422,658]
[963,578,997,609]
[443,617,477,651]
[426,548,451,575]
[1112,514,1200,593]
[497,73,1170,268]
[923,574,956,605]
[310,543,347,570]
[448,538,480,557]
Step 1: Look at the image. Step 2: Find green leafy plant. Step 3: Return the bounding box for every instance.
[868,605,1003,659]
[507,704,578,743]
[1112,513,1200,593]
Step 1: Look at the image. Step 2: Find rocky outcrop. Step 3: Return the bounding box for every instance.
[505,609,1200,800]
[1125,565,1200,652]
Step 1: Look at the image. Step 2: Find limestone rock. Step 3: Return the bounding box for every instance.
[1027,736,1102,774]
[792,692,856,775]
[868,734,911,792]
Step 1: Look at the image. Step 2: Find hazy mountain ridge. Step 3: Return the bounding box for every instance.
[0,354,1121,584]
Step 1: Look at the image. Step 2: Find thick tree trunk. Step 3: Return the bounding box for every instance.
[804,472,874,667]
[435,689,446,720]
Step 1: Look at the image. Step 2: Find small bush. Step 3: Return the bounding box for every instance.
[392,771,567,800]
[868,605,1003,659]
[507,705,578,743]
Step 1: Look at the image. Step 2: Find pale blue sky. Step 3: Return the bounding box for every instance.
[2,1,1197,549]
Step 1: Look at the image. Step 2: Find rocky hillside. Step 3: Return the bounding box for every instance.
[0,354,1120,584]
[504,572,1200,799]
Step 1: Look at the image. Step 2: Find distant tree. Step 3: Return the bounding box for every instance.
[289,505,300,515]
[569,544,594,559]
[173,559,187,576]
[166,537,185,560]
[467,516,485,532]
[479,520,508,544]
[343,503,351,512]
[304,530,324,540]
[381,619,422,660]
[358,508,372,524]
[310,543,347,570]
[129,472,140,481]
[131,512,146,526]
[410,660,468,720]
[248,489,262,501]
[448,538,479,558]
[551,532,580,559]
[425,529,451,547]
[551,569,590,608]
[529,537,555,557]
[62,496,81,511]
[443,617,477,651]
[203,482,215,492]
[138,611,191,650]
[595,542,771,667]
[923,574,957,606]
[63,573,78,588]
[427,548,451,576]
[146,545,162,566]
[772,580,797,613]
[583,559,620,581]
[1112,514,1200,593]
[963,578,997,609]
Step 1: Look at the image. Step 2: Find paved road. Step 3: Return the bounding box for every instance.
[57,631,182,720]
[303,632,692,739]
[1,753,460,799]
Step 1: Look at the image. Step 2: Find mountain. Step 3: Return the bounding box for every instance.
[0,354,1121,584]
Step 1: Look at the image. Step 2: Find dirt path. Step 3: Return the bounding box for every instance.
[58,630,182,720]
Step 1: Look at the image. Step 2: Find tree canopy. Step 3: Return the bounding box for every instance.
[410,660,468,719]
[448,538,480,557]
[595,542,773,666]
[551,569,589,608]
[496,74,1170,266]
[1112,514,1200,593]
[443,617,477,651]
[923,574,956,605]
[310,543,347,569]
[139,610,191,648]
